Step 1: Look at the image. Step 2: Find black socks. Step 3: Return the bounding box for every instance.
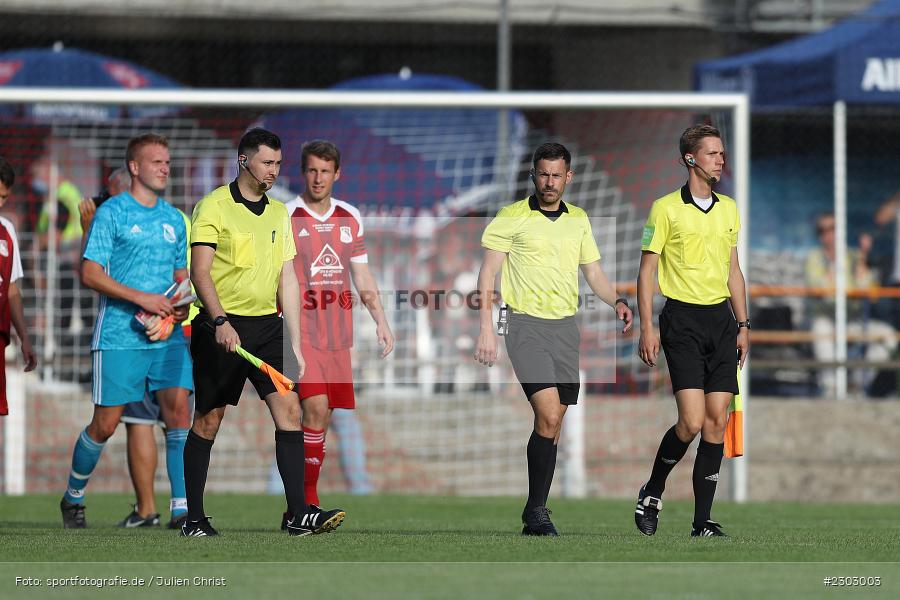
[526,432,556,509]
[275,430,307,517]
[184,430,214,521]
[692,439,724,528]
[645,425,691,498]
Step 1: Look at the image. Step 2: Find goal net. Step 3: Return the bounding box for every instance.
[0,89,748,501]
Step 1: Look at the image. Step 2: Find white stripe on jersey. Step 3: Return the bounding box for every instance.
[0,216,24,282]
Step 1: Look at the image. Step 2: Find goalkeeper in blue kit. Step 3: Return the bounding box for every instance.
[60,134,194,528]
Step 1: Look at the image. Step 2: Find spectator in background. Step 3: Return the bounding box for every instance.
[78,167,131,234]
[32,155,88,341]
[874,190,900,288]
[873,190,900,332]
[805,212,896,397]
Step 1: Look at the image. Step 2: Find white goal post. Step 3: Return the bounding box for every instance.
[0,87,749,502]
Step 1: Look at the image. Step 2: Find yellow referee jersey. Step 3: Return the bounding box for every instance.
[482,196,601,319]
[191,183,296,316]
[179,209,200,326]
[641,185,740,305]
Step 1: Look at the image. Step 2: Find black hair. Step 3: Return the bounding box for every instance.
[0,156,16,188]
[531,142,571,170]
[238,128,282,158]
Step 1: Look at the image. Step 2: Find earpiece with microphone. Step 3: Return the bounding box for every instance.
[684,155,718,185]
[238,157,270,191]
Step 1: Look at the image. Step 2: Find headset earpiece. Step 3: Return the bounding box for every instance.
[239,157,248,168]
[529,169,536,183]
[685,156,695,166]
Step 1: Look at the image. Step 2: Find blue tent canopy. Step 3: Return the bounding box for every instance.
[695,0,900,107]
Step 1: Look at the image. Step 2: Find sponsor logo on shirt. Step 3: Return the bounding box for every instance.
[310,243,343,277]
[298,228,310,237]
[130,224,142,234]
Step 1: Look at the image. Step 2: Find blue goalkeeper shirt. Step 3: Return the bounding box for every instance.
[84,192,187,350]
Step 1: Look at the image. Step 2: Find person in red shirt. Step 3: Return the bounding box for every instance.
[282,140,393,516]
[0,157,38,415]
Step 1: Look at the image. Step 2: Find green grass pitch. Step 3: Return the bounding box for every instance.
[1,493,897,599]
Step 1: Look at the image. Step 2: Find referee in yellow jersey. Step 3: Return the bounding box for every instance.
[635,124,750,538]
[476,142,633,536]
[182,128,344,537]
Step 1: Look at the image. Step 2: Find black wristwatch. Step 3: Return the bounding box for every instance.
[213,315,229,327]
[737,320,751,330]
[615,298,629,308]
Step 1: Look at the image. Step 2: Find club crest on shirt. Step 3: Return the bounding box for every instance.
[340,226,352,244]
[0,240,8,257]
[310,243,344,277]
[162,223,176,243]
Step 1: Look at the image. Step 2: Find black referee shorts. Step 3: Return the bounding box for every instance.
[659,298,739,395]
[191,311,288,413]
[504,311,580,405]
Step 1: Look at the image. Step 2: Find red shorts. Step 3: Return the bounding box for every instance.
[297,343,355,409]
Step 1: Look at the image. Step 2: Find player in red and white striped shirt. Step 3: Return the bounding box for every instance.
[0,157,38,416]
[283,140,393,511]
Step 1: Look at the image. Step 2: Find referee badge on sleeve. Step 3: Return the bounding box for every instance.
[641,225,655,247]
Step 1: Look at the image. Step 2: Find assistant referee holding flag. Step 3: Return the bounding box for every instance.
[476,142,633,536]
[635,124,749,538]
[182,128,344,537]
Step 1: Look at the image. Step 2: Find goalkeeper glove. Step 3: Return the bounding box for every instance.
[145,315,175,342]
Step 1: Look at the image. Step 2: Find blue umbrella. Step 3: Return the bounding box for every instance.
[263,72,526,213]
[0,43,182,120]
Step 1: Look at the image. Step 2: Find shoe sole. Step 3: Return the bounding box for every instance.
[286,511,346,537]
[635,522,657,536]
[521,529,559,537]
[634,509,658,536]
[313,511,346,535]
